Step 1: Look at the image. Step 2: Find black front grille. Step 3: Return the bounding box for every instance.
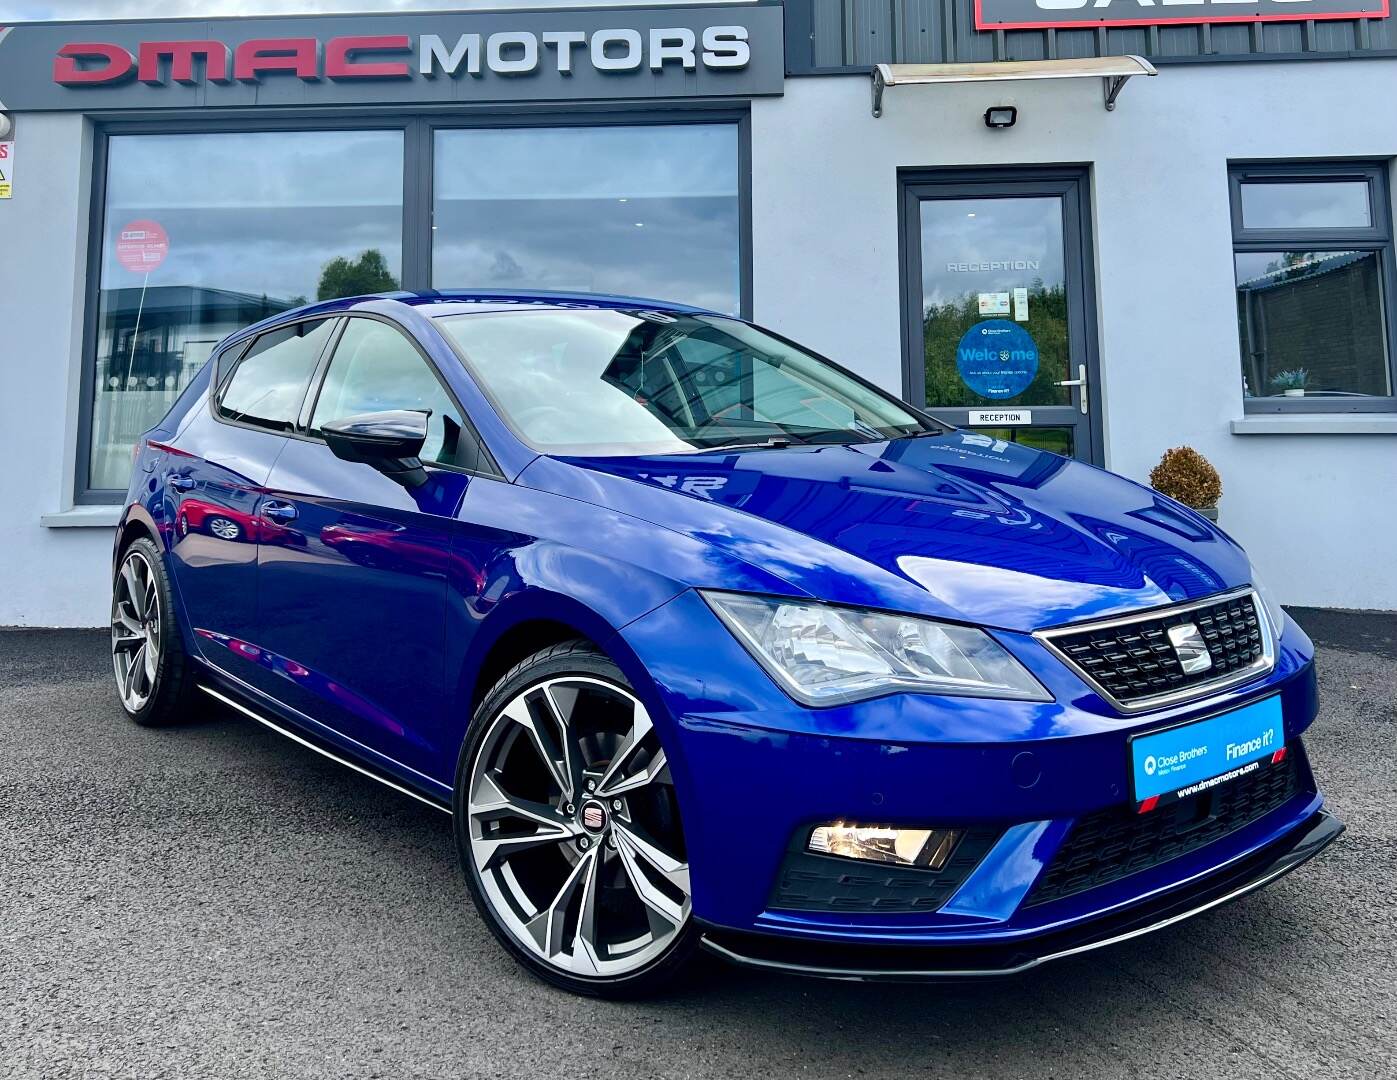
[768,828,1000,914]
[1045,592,1266,707]
[1025,750,1302,908]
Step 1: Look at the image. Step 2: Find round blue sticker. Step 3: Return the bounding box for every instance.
[955,320,1040,400]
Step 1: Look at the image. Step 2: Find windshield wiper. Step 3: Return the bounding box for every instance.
[685,436,795,455]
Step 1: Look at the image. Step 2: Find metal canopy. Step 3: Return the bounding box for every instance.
[871,55,1157,118]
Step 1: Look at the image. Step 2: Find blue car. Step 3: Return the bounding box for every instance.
[113,290,1341,997]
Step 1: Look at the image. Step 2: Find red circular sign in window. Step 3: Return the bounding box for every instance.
[114,219,170,274]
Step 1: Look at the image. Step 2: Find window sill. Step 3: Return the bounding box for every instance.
[41,505,122,529]
[1231,414,1397,436]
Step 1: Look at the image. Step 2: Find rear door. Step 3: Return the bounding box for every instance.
[251,315,485,777]
[166,317,338,686]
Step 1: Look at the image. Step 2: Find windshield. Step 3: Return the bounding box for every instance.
[435,308,932,456]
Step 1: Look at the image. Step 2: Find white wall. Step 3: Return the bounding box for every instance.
[750,61,1397,611]
[0,112,116,627]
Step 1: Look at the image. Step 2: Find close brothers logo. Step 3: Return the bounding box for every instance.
[51,27,751,86]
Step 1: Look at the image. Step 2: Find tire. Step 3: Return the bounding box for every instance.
[454,641,699,998]
[111,536,197,728]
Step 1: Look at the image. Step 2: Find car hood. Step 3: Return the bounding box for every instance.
[521,431,1251,633]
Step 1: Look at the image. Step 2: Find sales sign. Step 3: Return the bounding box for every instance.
[0,141,12,199]
[115,220,169,274]
[975,0,1387,29]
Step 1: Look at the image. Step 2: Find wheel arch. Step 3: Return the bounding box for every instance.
[448,586,684,788]
[113,506,163,569]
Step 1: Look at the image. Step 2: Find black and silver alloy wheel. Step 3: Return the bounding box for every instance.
[111,536,194,728]
[112,547,162,713]
[456,643,696,996]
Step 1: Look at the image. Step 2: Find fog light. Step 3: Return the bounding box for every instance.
[808,823,963,869]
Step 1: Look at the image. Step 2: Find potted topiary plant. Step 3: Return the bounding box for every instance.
[1149,446,1223,522]
[1269,368,1310,397]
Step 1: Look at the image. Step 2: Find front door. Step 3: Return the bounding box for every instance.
[252,316,476,779]
[901,169,1102,463]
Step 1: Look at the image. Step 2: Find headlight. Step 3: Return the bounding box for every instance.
[1252,571,1286,636]
[702,592,1052,706]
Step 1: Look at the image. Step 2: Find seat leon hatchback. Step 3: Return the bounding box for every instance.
[113,290,1341,997]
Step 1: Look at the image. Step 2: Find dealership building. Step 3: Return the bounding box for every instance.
[1,0,1395,626]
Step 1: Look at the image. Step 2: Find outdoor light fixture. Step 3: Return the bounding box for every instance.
[0,113,12,139]
[984,106,1018,129]
[808,823,963,869]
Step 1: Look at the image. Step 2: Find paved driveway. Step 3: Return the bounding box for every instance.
[1,614,1393,1080]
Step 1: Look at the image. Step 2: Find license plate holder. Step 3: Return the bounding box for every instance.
[1129,695,1284,807]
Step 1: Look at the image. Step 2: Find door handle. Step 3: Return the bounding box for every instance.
[1054,364,1090,415]
[167,476,196,492]
[260,501,298,524]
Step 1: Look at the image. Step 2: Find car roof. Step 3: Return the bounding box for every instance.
[219,289,726,353]
[297,289,718,321]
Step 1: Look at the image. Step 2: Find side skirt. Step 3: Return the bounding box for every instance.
[198,684,452,816]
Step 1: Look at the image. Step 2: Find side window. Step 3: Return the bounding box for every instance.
[217,319,336,432]
[311,318,473,468]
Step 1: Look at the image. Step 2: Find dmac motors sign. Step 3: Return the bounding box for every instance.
[976,0,1387,29]
[0,4,784,110]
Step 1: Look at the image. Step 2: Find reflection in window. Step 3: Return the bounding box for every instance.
[433,125,740,315]
[1239,181,1371,230]
[1235,251,1392,399]
[89,130,403,490]
[218,319,337,433]
[1231,164,1394,408]
[311,319,468,466]
[918,197,1070,408]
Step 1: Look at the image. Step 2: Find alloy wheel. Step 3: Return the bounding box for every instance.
[467,676,690,978]
[208,517,241,541]
[111,549,162,713]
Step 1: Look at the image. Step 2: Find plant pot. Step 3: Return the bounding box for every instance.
[1196,505,1219,522]
[1282,388,1306,397]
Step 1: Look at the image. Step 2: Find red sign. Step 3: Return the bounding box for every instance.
[115,219,169,274]
[54,36,413,85]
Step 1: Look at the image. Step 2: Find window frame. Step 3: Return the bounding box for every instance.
[1229,160,1397,415]
[76,108,751,503]
[298,312,502,481]
[212,316,342,436]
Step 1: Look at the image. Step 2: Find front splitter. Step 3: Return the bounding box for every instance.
[699,809,1343,982]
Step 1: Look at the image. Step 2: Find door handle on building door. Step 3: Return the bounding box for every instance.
[1054,364,1089,415]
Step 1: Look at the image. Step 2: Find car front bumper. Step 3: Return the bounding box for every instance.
[697,808,1343,980]
[615,590,1339,972]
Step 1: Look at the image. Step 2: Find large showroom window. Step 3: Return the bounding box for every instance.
[1230,162,1396,412]
[85,129,404,495]
[432,123,741,316]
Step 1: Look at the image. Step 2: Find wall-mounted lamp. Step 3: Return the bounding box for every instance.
[984,106,1018,130]
[0,113,12,139]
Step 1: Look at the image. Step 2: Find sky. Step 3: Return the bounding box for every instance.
[0,0,744,18]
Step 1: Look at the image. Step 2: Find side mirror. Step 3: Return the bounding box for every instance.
[321,410,430,489]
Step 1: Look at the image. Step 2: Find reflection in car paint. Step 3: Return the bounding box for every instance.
[194,628,415,742]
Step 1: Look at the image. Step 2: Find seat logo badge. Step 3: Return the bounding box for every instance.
[581,803,607,832]
[1167,623,1213,675]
